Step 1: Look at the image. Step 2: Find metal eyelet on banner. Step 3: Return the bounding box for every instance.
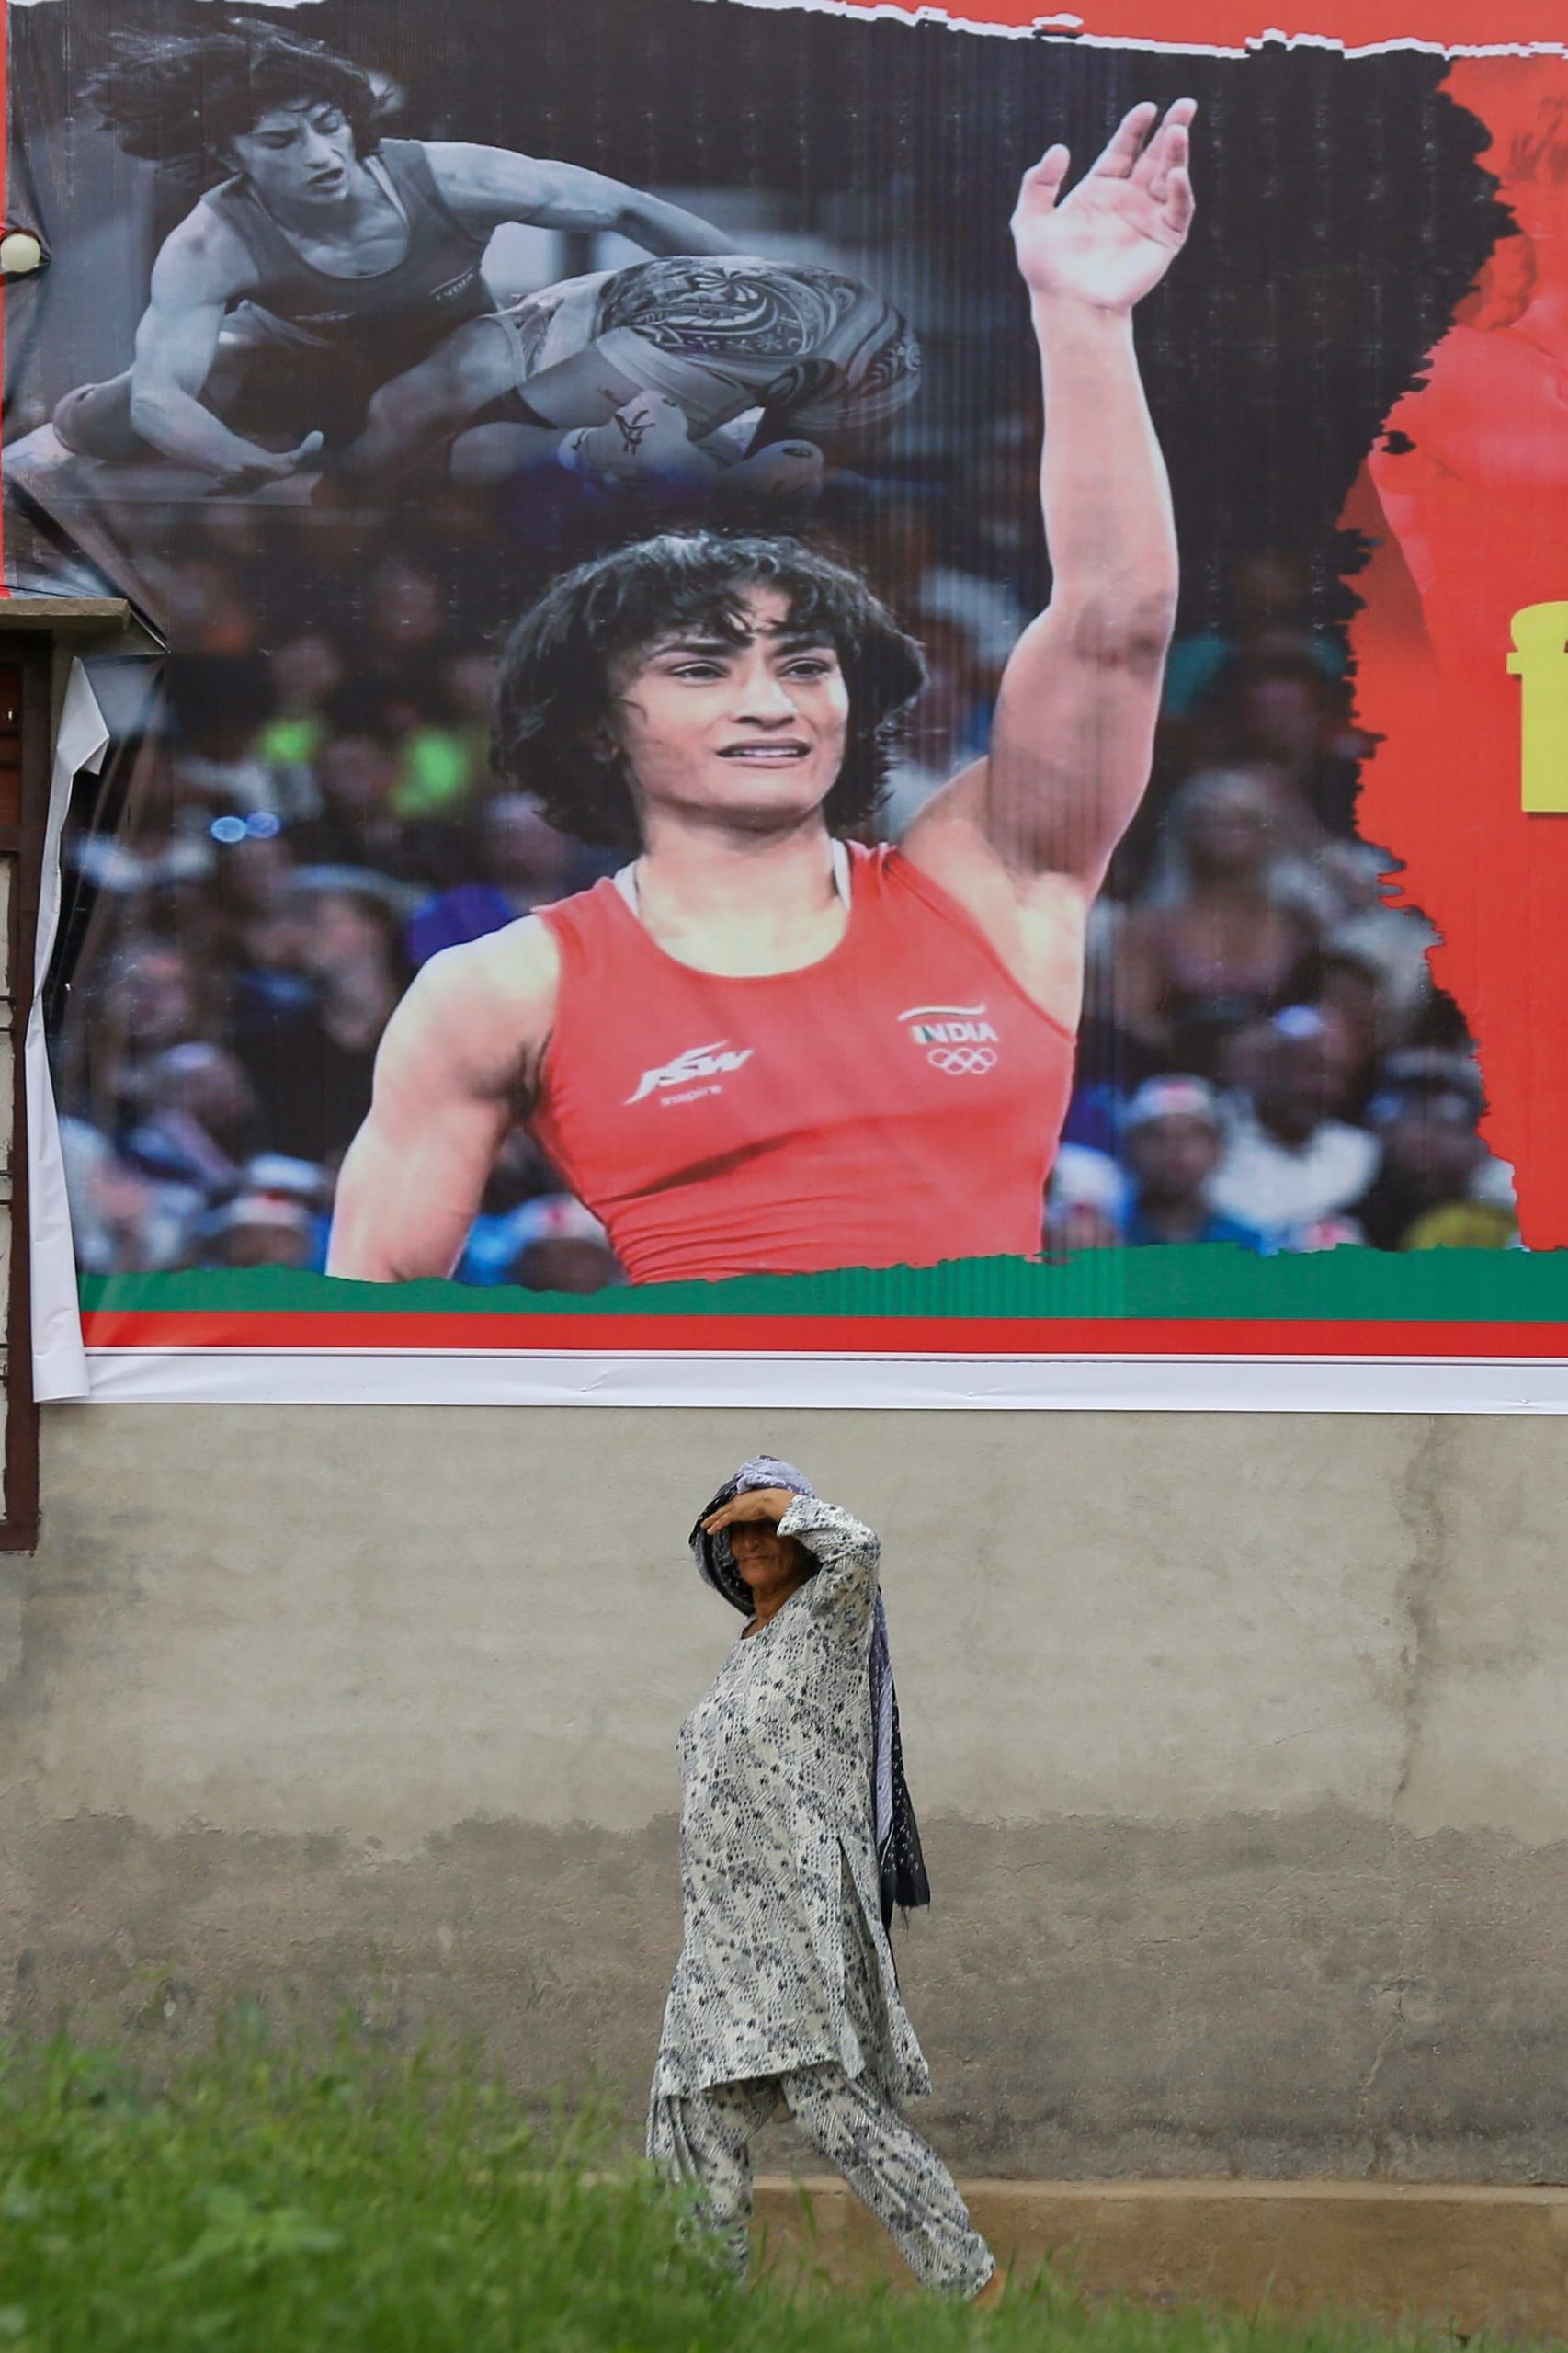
[0,231,47,278]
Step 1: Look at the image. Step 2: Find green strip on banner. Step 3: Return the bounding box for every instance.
[75,1246,1568,1324]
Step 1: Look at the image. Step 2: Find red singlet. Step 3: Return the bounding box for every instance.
[530,844,1075,1284]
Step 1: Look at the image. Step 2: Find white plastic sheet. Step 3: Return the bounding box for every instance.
[27,658,108,1402]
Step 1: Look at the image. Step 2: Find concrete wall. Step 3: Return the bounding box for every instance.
[3,1403,1566,2180]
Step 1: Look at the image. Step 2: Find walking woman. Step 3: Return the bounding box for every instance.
[647,1457,1003,2302]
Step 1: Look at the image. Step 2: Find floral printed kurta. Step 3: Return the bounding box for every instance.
[652,1495,930,2101]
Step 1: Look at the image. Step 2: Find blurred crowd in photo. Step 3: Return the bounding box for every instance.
[50,422,1517,1291]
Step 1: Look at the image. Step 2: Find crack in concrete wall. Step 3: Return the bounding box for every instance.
[1391,1419,1454,1825]
[1355,1421,1458,2172]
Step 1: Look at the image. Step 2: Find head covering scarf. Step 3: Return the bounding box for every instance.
[690,1454,930,1934]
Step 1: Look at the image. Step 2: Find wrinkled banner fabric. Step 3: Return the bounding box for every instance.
[9,0,1568,1408]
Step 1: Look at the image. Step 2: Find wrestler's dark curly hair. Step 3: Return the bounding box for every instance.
[493,532,926,850]
[83,24,387,171]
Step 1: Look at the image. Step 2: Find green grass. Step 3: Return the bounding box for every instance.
[0,2024,1511,2351]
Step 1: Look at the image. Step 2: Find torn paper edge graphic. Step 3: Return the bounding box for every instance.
[6,0,1568,56]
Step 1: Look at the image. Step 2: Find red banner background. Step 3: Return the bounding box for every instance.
[766,3,1565,47]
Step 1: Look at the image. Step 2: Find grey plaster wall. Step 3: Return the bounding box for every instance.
[2,1403,1564,2177]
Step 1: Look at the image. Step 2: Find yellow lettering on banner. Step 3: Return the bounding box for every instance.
[1509,602,1568,813]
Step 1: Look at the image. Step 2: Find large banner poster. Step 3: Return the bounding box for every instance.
[7,0,1568,1406]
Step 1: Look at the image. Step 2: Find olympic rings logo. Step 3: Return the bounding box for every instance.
[926,1045,997,1075]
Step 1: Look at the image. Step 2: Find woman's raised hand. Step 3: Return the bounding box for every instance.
[702,1487,798,1535]
[1010,98,1196,317]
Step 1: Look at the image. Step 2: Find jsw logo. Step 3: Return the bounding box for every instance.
[626,1040,754,1105]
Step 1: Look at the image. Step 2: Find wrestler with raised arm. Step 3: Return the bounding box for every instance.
[52,22,738,490]
[327,100,1195,1285]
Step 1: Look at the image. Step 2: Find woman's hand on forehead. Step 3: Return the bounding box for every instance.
[701,1485,798,1534]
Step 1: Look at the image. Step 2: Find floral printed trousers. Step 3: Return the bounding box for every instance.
[649,2062,996,2296]
[650,1877,993,2298]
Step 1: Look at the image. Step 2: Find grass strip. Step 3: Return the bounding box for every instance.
[0,2023,1504,2351]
